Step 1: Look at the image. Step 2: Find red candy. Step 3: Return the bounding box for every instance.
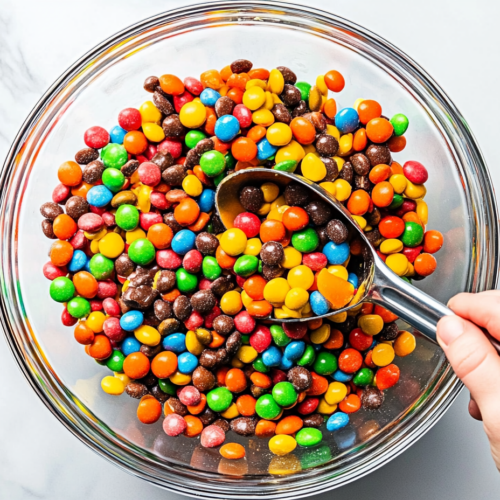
[184,77,204,96]
[394,199,417,217]
[118,108,142,131]
[102,212,116,227]
[43,262,67,280]
[138,162,162,187]
[150,191,170,210]
[338,348,363,373]
[90,299,103,311]
[249,325,272,353]
[61,307,78,327]
[204,306,222,329]
[302,252,327,272]
[158,138,182,158]
[348,328,373,351]
[283,322,307,339]
[403,161,428,184]
[84,126,110,149]
[178,386,201,406]
[271,368,288,385]
[402,245,423,264]
[185,311,204,330]
[52,183,70,203]
[234,311,256,334]
[233,104,253,128]
[183,249,203,273]
[156,249,182,269]
[233,212,261,238]
[297,397,319,415]
[78,213,104,232]
[378,216,405,239]
[139,212,163,231]
[103,298,120,316]
[97,280,117,299]
[200,424,226,448]
[103,317,126,342]
[163,413,187,437]
[174,91,194,113]
[376,364,400,390]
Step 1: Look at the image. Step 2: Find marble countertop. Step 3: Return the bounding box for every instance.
[1,0,499,498]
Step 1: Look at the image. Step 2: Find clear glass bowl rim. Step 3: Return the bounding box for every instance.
[0,1,498,498]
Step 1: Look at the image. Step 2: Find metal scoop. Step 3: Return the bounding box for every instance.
[215,168,496,347]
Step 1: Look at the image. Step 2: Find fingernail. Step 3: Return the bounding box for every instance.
[437,315,464,347]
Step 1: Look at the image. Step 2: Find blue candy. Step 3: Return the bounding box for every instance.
[200,88,221,107]
[332,369,353,382]
[257,138,278,160]
[198,188,215,213]
[261,346,282,367]
[177,352,198,374]
[122,337,141,356]
[68,250,88,272]
[120,310,144,331]
[348,272,359,288]
[323,241,350,265]
[109,125,127,144]
[313,343,323,352]
[326,412,349,432]
[214,115,240,142]
[87,185,113,208]
[84,259,91,273]
[279,356,294,370]
[334,427,356,450]
[310,291,331,316]
[284,341,305,361]
[171,229,196,255]
[162,333,186,354]
[335,107,359,134]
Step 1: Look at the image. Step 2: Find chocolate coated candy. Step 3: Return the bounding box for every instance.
[365,144,391,167]
[302,413,324,428]
[198,407,217,426]
[262,264,284,280]
[213,418,230,433]
[40,201,64,220]
[284,182,309,207]
[41,219,56,239]
[351,153,371,176]
[213,315,234,336]
[153,91,175,116]
[65,196,89,221]
[287,366,312,392]
[167,397,188,416]
[199,349,218,369]
[276,66,297,84]
[191,290,216,314]
[338,161,354,184]
[315,134,339,157]
[196,232,219,255]
[354,175,372,191]
[231,417,257,436]
[271,104,292,125]
[156,270,176,293]
[239,186,263,213]
[150,384,169,403]
[121,159,140,177]
[378,322,399,341]
[361,386,385,410]
[326,219,348,244]
[154,299,173,321]
[164,212,183,233]
[75,147,99,165]
[162,165,186,186]
[173,295,192,321]
[292,100,308,117]
[215,96,235,117]
[321,157,339,182]
[280,84,301,107]
[260,241,284,266]
[192,366,216,392]
[144,76,160,93]
[125,382,149,399]
[140,344,162,358]
[158,318,182,336]
[115,253,135,277]
[210,275,235,297]
[305,200,333,226]
[151,151,174,172]
[230,59,253,74]
[122,285,159,310]
[162,114,185,137]
[225,330,242,356]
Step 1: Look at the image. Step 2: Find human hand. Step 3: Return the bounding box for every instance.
[437,291,500,470]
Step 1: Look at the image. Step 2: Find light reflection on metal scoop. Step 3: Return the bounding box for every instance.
[215,168,497,348]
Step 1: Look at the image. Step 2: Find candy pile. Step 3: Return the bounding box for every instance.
[40,60,443,459]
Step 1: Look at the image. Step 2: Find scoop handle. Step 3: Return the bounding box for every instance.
[370,261,500,353]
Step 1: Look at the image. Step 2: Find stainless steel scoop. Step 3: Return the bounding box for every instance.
[215,168,498,348]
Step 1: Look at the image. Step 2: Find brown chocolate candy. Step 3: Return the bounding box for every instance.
[194,138,215,155]
[276,66,297,84]
[215,96,236,117]
[173,295,192,321]
[162,114,185,137]
[225,331,242,356]
[262,265,284,280]
[351,153,371,176]
[213,418,230,433]
[150,384,169,403]
[158,318,181,336]
[199,349,218,369]
[75,147,99,165]
[326,219,348,244]
[40,201,64,220]
[190,290,216,314]
[230,59,253,74]
[41,219,56,239]
[239,186,263,213]
[302,413,324,428]
[151,151,174,172]
[250,385,267,398]
[140,344,162,358]
[315,134,339,157]
[365,144,391,167]
[199,407,217,426]
[65,196,89,221]
[156,270,176,293]
[162,164,186,186]
[361,386,385,410]
[163,212,183,233]
[115,253,135,277]
[192,366,216,392]
[280,84,301,107]
[144,76,160,92]
[83,160,105,184]
[260,241,284,266]
[366,207,381,226]
[271,104,292,125]
[167,397,188,416]
[338,161,354,184]
[303,112,326,132]
[354,175,372,191]
[213,315,234,336]
[154,299,173,321]
[305,200,333,226]
[292,100,308,117]
[125,382,149,399]
[210,275,235,297]
[284,182,309,207]
[365,228,383,247]
[153,91,175,116]
[287,366,312,392]
[378,322,399,341]
[196,232,219,255]
[122,285,159,310]
[321,157,339,182]
[231,417,257,436]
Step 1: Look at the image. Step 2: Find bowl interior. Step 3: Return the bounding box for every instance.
[2,3,496,498]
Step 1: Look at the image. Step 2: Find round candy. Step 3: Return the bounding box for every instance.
[68,250,88,272]
[198,189,216,213]
[89,254,115,280]
[262,346,283,367]
[310,291,330,316]
[179,101,207,128]
[176,268,198,293]
[326,412,349,432]
[272,381,298,407]
[200,150,226,177]
[214,115,240,142]
[162,333,186,354]
[109,125,127,144]
[255,394,281,419]
[67,297,91,319]
[335,108,359,134]
[295,428,323,447]
[128,238,156,265]
[178,351,199,373]
[50,277,75,302]
[87,185,113,208]
[322,241,350,265]
[171,229,196,255]
[401,222,424,247]
[102,168,125,192]
[120,310,144,331]
[207,387,233,412]
[101,143,128,169]
[115,204,139,231]
[200,88,221,106]
[291,228,319,253]
[257,138,278,160]
[233,212,261,238]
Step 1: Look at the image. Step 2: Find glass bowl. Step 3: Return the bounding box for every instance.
[0,1,498,498]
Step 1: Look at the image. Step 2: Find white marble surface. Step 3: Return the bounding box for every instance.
[1,0,500,498]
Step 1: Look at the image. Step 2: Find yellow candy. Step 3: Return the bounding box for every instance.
[269,434,297,456]
[267,204,289,222]
[328,265,349,280]
[274,308,291,319]
[352,215,367,230]
[139,101,162,123]
[125,227,146,243]
[260,182,280,203]
[380,238,404,255]
[257,202,271,216]
[221,403,240,419]
[243,86,266,110]
[308,85,322,111]
[268,455,302,475]
[90,239,100,254]
[394,330,416,357]
[316,75,329,95]
[385,253,409,276]
[264,278,290,304]
[244,238,262,256]
[236,345,258,363]
[325,381,348,405]
[416,199,429,224]
[284,288,309,310]
[338,133,353,156]
[405,261,415,277]
[333,155,345,170]
[246,78,267,90]
[329,311,348,323]
[353,98,365,110]
[134,184,153,212]
[310,324,331,344]
[333,179,352,201]
[280,305,302,318]
[169,371,191,385]
[270,195,287,210]
[317,398,338,415]
[220,290,243,315]
[142,122,165,142]
[326,124,341,140]
[275,140,305,164]
[319,181,337,196]
[389,174,407,194]
[114,372,131,385]
[84,226,107,241]
[404,180,427,200]
[266,123,292,146]
[179,101,207,128]
[301,152,327,182]
[98,232,125,258]
[252,108,275,127]
[282,246,302,269]
[186,330,204,356]
[231,357,244,368]
[372,343,395,367]
[86,311,106,333]
[264,91,274,110]
[101,376,125,396]
[220,228,247,256]
[182,174,203,197]
[121,280,130,293]
[241,290,254,308]
[219,85,229,96]
[358,314,384,335]
[302,144,319,156]
[287,265,314,289]
[135,325,161,346]
[268,68,285,94]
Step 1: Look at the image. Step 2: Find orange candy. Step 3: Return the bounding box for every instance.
[250,372,272,389]
[357,100,382,125]
[88,334,112,360]
[290,117,316,145]
[74,322,94,345]
[323,329,344,350]
[184,415,203,437]
[220,65,233,82]
[371,181,394,208]
[414,253,437,276]
[255,419,277,438]
[243,275,267,300]
[260,219,286,243]
[317,269,354,309]
[248,68,270,80]
[282,206,309,231]
[50,240,74,266]
[276,415,303,435]
[306,372,329,396]
[246,300,273,318]
[188,212,210,233]
[368,164,391,184]
[137,395,162,424]
[366,117,394,143]
[353,128,368,151]
[374,304,398,323]
[390,161,404,175]
[227,87,244,104]
[73,271,98,298]
[216,246,237,269]
[323,98,337,119]
[123,131,148,155]
[213,137,232,153]
[346,189,370,215]
[123,351,151,379]
[216,366,230,386]
[402,211,423,228]
[174,197,200,226]
[208,331,226,349]
[204,107,217,136]
[226,72,249,90]
[324,70,345,92]
[231,137,258,162]
[339,394,361,413]
[159,74,185,95]
[200,69,224,90]
[147,223,173,249]
[52,214,77,240]
[187,393,207,415]
[246,125,267,143]
[151,351,178,379]
[71,182,93,198]
[236,394,257,416]
[220,443,246,460]
[388,135,406,153]
[423,230,444,254]
[58,161,82,186]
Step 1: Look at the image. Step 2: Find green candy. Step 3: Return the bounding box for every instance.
[200,150,226,177]
[295,82,311,101]
[313,352,338,375]
[300,445,332,469]
[258,260,263,273]
[224,151,236,170]
[207,387,233,412]
[401,221,424,247]
[106,350,125,372]
[297,344,316,366]
[185,130,207,149]
[270,325,291,347]
[401,276,412,283]
[296,428,323,447]
[115,204,139,231]
[233,255,259,277]
[202,256,222,280]
[390,113,409,137]
[274,160,297,172]
[292,228,319,253]
[159,378,178,396]
[176,268,198,293]
[49,277,75,303]
[67,297,91,319]
[101,143,128,169]
[206,222,214,233]
[253,356,270,373]
[255,394,281,419]
[213,172,226,187]
[102,168,125,193]
[89,254,115,280]
[272,381,298,407]
[388,194,404,210]
[128,238,156,265]
[353,367,374,386]
[241,334,250,344]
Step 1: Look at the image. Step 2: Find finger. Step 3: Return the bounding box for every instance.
[468,396,482,421]
[447,292,500,341]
